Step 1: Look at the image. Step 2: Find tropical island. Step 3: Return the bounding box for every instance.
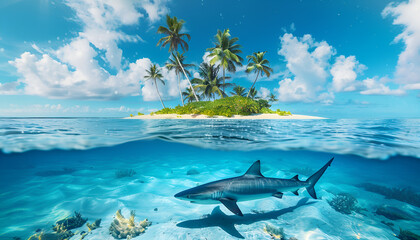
[129,15,324,120]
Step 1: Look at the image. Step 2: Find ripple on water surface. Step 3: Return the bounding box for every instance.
[0,118,419,159]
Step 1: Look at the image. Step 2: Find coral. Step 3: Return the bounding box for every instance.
[86,219,101,231]
[263,224,284,240]
[376,205,412,220]
[109,209,151,239]
[27,231,74,240]
[359,183,420,208]
[398,228,420,240]
[115,169,136,178]
[186,169,200,175]
[53,212,87,232]
[328,193,360,215]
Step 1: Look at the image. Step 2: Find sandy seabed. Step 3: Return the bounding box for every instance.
[126,114,326,120]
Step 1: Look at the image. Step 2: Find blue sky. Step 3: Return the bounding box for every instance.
[0,0,419,118]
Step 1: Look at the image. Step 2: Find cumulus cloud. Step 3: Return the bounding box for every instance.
[257,87,271,100]
[383,0,420,89]
[360,77,405,95]
[5,0,174,101]
[330,55,366,92]
[0,103,148,116]
[0,82,21,95]
[276,33,334,102]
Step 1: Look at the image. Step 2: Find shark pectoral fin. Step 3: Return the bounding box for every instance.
[292,190,299,196]
[219,198,243,216]
[273,192,283,199]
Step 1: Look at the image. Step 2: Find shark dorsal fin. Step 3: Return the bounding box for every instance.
[291,175,299,181]
[244,160,263,177]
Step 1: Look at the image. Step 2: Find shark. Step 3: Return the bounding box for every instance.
[174,158,333,216]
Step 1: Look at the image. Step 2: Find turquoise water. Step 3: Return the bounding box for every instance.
[0,118,419,239]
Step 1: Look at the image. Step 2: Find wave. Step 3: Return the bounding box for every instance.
[1,118,419,159]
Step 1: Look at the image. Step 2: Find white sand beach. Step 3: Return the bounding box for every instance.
[126,114,326,120]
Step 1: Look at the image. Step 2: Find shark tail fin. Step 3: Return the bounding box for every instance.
[305,157,334,199]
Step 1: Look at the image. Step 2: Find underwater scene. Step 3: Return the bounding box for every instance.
[0,118,419,240]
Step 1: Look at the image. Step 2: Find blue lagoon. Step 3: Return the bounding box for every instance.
[0,118,419,239]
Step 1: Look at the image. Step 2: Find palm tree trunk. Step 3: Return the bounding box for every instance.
[247,71,260,98]
[175,54,199,102]
[154,79,165,108]
[176,73,184,106]
[222,67,225,97]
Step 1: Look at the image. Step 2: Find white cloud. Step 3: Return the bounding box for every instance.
[64,0,147,69]
[5,0,174,101]
[0,103,148,116]
[257,87,271,99]
[142,0,170,22]
[383,0,420,88]
[330,55,366,92]
[276,33,334,102]
[360,77,405,95]
[0,103,90,115]
[0,82,21,95]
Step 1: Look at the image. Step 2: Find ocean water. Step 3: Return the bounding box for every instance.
[0,118,419,240]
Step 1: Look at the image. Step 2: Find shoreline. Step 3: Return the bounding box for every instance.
[125,113,326,120]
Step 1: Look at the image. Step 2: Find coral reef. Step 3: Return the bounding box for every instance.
[109,209,151,239]
[53,212,87,232]
[398,228,420,240]
[86,219,101,231]
[376,205,412,220]
[27,231,74,240]
[359,183,420,208]
[328,193,361,215]
[263,224,284,240]
[26,212,89,240]
[79,219,101,240]
[115,169,136,178]
[186,169,200,175]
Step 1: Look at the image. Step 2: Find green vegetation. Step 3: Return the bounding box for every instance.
[144,64,165,108]
[130,15,295,117]
[137,112,144,116]
[151,96,291,117]
[165,51,194,106]
[245,51,273,98]
[207,29,243,93]
[192,63,231,100]
[157,15,199,101]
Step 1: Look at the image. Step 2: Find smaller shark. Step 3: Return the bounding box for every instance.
[175,158,333,216]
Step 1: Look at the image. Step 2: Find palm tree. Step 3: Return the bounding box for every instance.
[245,51,273,98]
[182,87,200,103]
[230,85,246,97]
[192,63,232,100]
[207,29,243,94]
[268,93,278,102]
[248,87,258,100]
[144,64,165,108]
[166,51,194,106]
[157,15,199,101]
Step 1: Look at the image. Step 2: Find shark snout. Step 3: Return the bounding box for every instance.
[174,189,189,199]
